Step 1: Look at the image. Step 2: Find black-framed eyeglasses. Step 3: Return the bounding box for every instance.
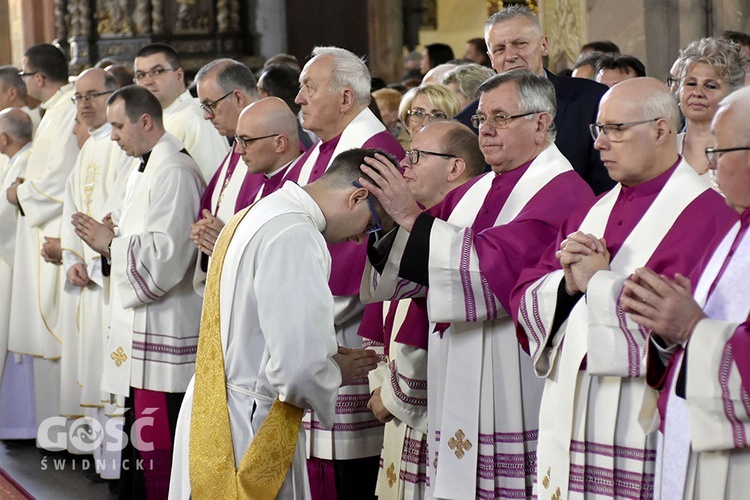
[132,67,178,82]
[233,133,279,149]
[71,90,115,103]
[405,108,449,124]
[200,91,233,116]
[589,118,661,142]
[352,181,382,235]
[705,146,750,166]
[666,75,681,87]
[470,111,539,129]
[405,149,457,165]
[18,71,39,79]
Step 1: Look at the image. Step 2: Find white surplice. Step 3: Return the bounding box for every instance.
[169,182,343,499]
[163,90,229,183]
[102,133,204,398]
[518,162,717,499]
[652,217,750,499]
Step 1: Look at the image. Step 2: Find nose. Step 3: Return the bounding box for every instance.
[202,108,212,120]
[295,89,305,105]
[352,234,367,245]
[399,156,413,169]
[593,132,608,151]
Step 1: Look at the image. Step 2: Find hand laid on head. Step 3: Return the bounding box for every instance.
[41,236,62,265]
[622,267,704,345]
[332,345,380,387]
[190,209,224,256]
[359,153,422,233]
[71,212,115,258]
[367,387,394,423]
[556,232,610,294]
[67,262,91,287]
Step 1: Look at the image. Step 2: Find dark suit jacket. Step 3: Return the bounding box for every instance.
[455,70,614,195]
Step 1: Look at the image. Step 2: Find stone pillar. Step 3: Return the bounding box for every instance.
[542,0,588,73]
[368,0,403,84]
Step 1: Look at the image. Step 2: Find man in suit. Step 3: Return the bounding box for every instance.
[456,5,613,194]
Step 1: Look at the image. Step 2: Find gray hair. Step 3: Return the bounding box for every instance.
[442,63,496,101]
[0,108,33,142]
[478,69,557,141]
[639,85,682,133]
[195,59,258,98]
[484,4,541,36]
[679,37,745,94]
[0,66,27,98]
[311,46,371,106]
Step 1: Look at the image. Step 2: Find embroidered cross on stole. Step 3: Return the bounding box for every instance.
[189,205,305,499]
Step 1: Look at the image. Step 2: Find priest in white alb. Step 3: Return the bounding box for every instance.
[512,78,739,499]
[168,149,383,499]
[7,44,79,439]
[0,108,34,441]
[72,86,204,497]
[60,68,132,479]
[360,70,595,499]
[623,84,750,499]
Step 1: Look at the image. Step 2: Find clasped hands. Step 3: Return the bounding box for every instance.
[71,212,115,259]
[190,209,224,257]
[557,231,611,295]
[6,177,23,206]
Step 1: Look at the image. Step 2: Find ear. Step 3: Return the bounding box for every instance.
[341,88,355,112]
[140,113,154,131]
[348,186,369,210]
[0,132,9,147]
[540,35,550,57]
[535,112,553,144]
[273,134,288,153]
[176,67,185,83]
[654,117,671,143]
[233,90,247,108]
[446,157,467,181]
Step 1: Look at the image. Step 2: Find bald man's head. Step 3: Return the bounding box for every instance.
[0,107,32,157]
[235,97,300,174]
[594,77,680,186]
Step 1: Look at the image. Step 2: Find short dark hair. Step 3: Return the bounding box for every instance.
[466,38,491,66]
[441,122,485,178]
[573,51,606,70]
[135,43,181,70]
[425,44,455,70]
[0,66,27,97]
[105,64,134,89]
[596,54,646,78]
[107,85,163,127]
[323,148,398,192]
[24,44,69,83]
[722,30,750,48]
[581,40,621,54]
[258,64,301,114]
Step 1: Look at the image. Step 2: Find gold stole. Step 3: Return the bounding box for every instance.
[189,206,305,499]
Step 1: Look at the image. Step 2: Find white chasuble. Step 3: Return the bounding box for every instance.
[103,133,204,397]
[9,84,79,360]
[60,124,133,413]
[521,162,710,499]
[163,90,229,183]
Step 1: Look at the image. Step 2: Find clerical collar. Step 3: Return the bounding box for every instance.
[620,157,681,198]
[139,150,152,172]
[265,156,300,179]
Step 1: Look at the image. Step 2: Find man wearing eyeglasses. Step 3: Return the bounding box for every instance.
[133,43,228,183]
[513,77,738,499]
[169,149,383,499]
[621,85,750,499]
[57,68,132,480]
[360,69,593,499]
[190,59,264,295]
[284,46,404,500]
[455,5,612,196]
[358,120,484,498]
[6,44,79,440]
[72,85,205,497]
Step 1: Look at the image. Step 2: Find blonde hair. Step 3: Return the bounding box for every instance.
[398,83,461,125]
